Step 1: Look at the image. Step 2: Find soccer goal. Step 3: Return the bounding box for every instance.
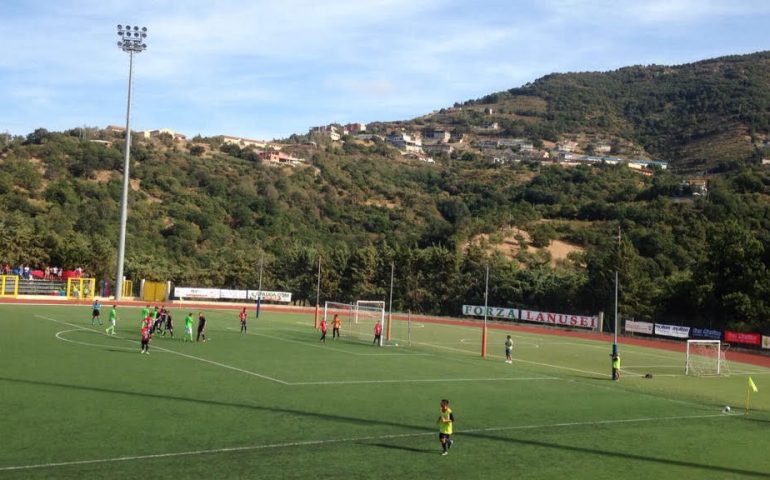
[685,340,730,376]
[323,300,386,346]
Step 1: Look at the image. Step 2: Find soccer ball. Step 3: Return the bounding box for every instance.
[723,406,731,413]
[395,343,399,346]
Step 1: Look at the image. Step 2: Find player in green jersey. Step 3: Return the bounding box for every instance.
[183,313,194,342]
[105,305,118,335]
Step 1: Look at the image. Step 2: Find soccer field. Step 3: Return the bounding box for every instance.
[1,304,769,479]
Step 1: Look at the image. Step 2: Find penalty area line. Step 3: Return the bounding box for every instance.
[0,413,733,472]
[36,315,289,385]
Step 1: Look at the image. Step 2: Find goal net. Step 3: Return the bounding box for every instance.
[323,300,386,346]
[685,340,730,376]
[356,300,386,346]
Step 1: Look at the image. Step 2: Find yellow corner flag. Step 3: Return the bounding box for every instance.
[748,377,758,393]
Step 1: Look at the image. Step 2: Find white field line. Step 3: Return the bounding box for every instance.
[291,376,557,386]
[620,368,770,378]
[413,339,612,378]
[37,315,290,385]
[0,413,734,473]
[55,329,143,353]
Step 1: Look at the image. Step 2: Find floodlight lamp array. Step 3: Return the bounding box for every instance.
[117,24,148,52]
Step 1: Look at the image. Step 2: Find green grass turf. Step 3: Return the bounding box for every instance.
[1,304,769,479]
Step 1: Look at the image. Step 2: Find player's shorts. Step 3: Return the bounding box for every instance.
[505,348,512,355]
[141,338,149,346]
[92,309,100,317]
[439,433,451,440]
[109,319,116,325]
[185,326,193,335]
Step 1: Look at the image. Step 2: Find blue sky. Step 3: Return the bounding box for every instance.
[2,0,770,141]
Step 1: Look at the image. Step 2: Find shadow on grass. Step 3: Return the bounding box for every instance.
[363,443,435,454]
[2,376,769,478]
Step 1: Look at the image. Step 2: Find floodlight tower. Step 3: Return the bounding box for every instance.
[114,24,147,299]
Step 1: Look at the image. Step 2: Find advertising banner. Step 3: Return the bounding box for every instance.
[625,320,654,335]
[247,290,292,303]
[654,323,691,338]
[173,287,220,299]
[690,327,722,340]
[462,305,598,329]
[219,289,249,300]
[462,305,520,321]
[173,287,292,303]
[724,331,762,346]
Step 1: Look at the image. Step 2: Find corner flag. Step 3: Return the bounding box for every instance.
[749,377,758,393]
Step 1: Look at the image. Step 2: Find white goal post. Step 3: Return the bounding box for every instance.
[685,340,730,376]
[323,300,386,346]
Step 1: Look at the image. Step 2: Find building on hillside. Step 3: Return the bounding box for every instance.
[421,128,451,143]
[387,132,423,153]
[497,138,529,148]
[309,125,341,141]
[259,150,305,165]
[105,125,125,133]
[595,143,612,154]
[354,133,384,141]
[556,140,578,152]
[473,122,499,132]
[627,163,654,176]
[423,143,454,155]
[484,107,494,115]
[345,123,367,134]
[145,128,186,140]
[221,135,269,149]
[629,159,668,170]
[685,178,708,195]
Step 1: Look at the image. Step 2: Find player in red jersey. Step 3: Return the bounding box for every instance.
[142,314,153,333]
[239,307,247,334]
[140,326,151,354]
[319,318,328,343]
[373,320,382,345]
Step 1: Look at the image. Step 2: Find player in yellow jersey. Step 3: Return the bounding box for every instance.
[437,399,454,455]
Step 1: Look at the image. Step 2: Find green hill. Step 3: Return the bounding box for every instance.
[414,51,770,170]
[2,51,770,333]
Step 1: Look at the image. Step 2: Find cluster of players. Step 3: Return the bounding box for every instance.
[91,300,251,355]
[139,304,212,354]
